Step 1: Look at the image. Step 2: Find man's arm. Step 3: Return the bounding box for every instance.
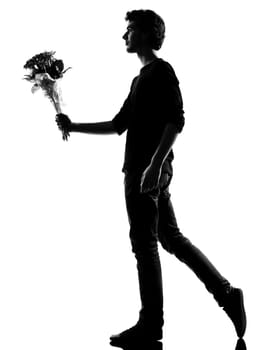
[151,123,179,169]
[140,123,179,193]
[56,77,136,136]
[56,114,117,135]
[71,121,117,135]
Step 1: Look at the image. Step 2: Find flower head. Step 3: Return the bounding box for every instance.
[23,51,71,82]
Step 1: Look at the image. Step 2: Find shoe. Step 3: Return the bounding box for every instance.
[110,322,162,347]
[222,287,247,338]
[235,338,247,350]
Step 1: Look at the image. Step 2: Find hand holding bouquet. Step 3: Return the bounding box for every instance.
[55,113,73,135]
[23,51,71,140]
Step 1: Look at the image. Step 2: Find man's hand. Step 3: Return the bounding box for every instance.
[56,113,73,134]
[140,163,161,193]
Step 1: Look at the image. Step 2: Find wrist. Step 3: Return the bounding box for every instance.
[70,122,77,132]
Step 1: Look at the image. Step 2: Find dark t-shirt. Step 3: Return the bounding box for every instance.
[112,58,185,175]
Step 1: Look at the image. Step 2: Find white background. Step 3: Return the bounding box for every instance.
[1,0,261,349]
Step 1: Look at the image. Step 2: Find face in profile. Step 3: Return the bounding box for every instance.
[122,21,150,53]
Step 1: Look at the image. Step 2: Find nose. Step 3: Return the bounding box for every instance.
[123,32,128,40]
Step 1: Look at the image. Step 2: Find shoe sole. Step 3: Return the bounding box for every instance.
[110,338,162,348]
[110,331,162,346]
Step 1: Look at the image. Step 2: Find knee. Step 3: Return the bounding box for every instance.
[159,230,192,256]
[130,233,159,260]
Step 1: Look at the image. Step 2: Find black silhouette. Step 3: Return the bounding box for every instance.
[56,9,247,347]
[109,338,247,350]
[111,339,163,350]
[235,338,247,350]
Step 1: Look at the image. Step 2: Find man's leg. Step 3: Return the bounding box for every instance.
[157,173,246,337]
[110,172,164,346]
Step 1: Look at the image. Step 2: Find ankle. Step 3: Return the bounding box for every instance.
[215,285,234,307]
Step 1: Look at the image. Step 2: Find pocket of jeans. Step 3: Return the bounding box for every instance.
[159,172,172,190]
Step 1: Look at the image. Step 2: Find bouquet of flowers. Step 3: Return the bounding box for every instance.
[23,51,71,140]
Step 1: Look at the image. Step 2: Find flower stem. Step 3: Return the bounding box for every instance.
[49,93,69,141]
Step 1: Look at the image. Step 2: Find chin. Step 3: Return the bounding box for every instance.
[126,46,136,53]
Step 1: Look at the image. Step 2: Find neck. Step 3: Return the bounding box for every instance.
[137,48,158,67]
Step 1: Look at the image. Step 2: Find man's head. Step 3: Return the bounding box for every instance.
[123,9,165,53]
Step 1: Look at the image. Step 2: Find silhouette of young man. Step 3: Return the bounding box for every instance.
[56,9,246,346]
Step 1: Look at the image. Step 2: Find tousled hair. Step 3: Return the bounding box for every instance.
[125,9,165,50]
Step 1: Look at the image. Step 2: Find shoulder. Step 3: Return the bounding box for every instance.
[155,59,179,84]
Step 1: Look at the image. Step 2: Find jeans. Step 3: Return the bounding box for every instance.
[124,170,231,329]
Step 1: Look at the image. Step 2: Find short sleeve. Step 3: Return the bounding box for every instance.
[112,77,137,135]
[156,62,185,133]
